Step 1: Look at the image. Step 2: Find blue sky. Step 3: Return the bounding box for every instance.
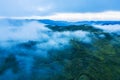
[0,0,120,16]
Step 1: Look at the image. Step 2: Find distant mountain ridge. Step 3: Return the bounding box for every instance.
[38,19,120,26]
[0,18,120,26]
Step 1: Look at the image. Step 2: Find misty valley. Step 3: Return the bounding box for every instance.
[0,19,120,80]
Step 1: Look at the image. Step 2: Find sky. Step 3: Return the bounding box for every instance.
[0,0,120,20]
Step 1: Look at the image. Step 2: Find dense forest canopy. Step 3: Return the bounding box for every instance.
[0,22,120,80]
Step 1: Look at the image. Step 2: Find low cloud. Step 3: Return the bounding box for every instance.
[94,24,120,33]
[0,20,90,52]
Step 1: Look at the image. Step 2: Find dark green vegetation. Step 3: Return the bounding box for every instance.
[46,25,103,32]
[49,37,120,80]
[0,24,120,80]
[45,31,120,80]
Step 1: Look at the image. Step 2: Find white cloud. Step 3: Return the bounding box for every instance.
[42,11,120,21]
[1,11,120,21]
[0,21,51,41]
[36,5,53,12]
[0,21,90,48]
[94,25,120,33]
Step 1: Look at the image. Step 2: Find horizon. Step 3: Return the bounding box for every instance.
[0,11,120,21]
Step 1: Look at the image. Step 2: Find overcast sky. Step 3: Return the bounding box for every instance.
[0,0,120,20]
[0,0,120,16]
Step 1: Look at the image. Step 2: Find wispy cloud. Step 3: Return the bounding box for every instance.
[36,5,53,12]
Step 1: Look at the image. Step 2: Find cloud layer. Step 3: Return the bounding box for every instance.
[0,0,120,17]
[0,21,90,51]
[1,11,120,21]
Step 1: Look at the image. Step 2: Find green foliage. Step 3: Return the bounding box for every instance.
[0,54,19,75]
[46,25,103,32]
[48,36,120,80]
